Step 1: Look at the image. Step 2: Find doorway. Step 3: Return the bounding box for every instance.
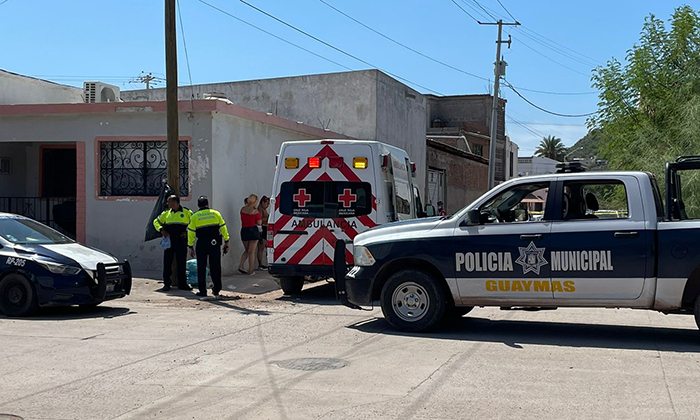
[40,145,77,237]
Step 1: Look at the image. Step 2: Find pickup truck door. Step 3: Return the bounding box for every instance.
[453,180,554,301]
[549,176,648,300]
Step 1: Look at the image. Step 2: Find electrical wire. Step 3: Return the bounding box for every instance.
[504,80,597,117]
[464,0,497,21]
[507,115,547,138]
[450,0,482,24]
[194,0,355,73]
[177,0,194,90]
[319,0,490,83]
[513,30,597,68]
[231,0,443,95]
[514,36,593,78]
[495,0,518,23]
[0,0,11,6]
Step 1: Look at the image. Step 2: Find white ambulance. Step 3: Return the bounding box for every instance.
[268,139,425,294]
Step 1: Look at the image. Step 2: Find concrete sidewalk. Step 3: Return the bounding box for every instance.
[2,279,700,419]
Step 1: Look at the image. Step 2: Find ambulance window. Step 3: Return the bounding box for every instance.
[562,180,629,220]
[395,178,411,217]
[479,182,550,223]
[279,181,372,218]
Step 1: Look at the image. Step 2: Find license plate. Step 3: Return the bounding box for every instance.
[106,284,115,292]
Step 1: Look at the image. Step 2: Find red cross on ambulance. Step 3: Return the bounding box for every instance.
[338,189,357,208]
[293,188,311,207]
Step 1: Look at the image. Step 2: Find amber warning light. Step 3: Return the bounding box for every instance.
[285,158,299,169]
[308,157,322,168]
[353,157,368,169]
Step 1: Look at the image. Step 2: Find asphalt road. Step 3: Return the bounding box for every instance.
[2,278,700,420]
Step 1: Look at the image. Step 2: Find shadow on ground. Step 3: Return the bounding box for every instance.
[0,305,135,321]
[277,282,342,306]
[348,315,700,353]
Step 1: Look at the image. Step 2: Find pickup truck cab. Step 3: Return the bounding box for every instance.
[334,158,700,332]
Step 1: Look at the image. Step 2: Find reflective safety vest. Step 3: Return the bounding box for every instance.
[187,208,230,247]
[153,207,193,238]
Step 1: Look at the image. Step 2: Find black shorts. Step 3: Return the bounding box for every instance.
[259,226,268,245]
[240,227,260,242]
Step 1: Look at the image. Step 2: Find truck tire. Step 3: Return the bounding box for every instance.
[0,274,39,317]
[380,269,446,332]
[279,276,304,295]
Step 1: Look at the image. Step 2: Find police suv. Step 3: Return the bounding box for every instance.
[334,157,700,332]
[0,213,131,317]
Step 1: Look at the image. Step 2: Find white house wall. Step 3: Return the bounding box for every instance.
[210,112,321,274]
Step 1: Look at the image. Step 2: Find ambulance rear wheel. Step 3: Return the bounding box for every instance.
[279,276,304,295]
[380,269,445,332]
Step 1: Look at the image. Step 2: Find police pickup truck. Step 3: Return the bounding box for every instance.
[334,157,700,332]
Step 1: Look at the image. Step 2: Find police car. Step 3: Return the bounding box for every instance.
[0,213,132,317]
[334,157,700,332]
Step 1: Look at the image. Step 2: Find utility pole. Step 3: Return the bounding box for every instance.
[129,72,160,90]
[481,19,519,189]
[165,0,179,195]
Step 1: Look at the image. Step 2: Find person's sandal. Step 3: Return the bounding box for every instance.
[238,269,247,275]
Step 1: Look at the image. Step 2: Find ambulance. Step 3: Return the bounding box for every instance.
[268,139,425,294]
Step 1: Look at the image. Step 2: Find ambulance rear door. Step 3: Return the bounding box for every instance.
[272,142,377,268]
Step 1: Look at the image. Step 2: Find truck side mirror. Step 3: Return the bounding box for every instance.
[468,209,481,225]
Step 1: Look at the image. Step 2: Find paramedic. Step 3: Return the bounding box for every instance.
[153,195,192,291]
[188,196,230,299]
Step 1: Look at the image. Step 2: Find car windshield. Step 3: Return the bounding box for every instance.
[0,217,74,245]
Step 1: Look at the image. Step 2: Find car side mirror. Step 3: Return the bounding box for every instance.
[468,209,481,225]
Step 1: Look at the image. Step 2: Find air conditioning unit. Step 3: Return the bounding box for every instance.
[83,82,120,103]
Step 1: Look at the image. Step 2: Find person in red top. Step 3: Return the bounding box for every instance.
[238,194,262,275]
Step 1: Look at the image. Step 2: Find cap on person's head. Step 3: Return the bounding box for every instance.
[437,201,443,206]
[198,196,209,208]
[168,194,180,204]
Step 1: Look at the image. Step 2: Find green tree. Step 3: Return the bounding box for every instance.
[590,5,700,214]
[535,135,566,161]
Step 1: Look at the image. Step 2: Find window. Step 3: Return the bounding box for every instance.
[479,182,550,223]
[0,216,73,245]
[394,177,411,216]
[279,181,372,218]
[99,141,189,196]
[561,180,629,220]
[473,144,483,157]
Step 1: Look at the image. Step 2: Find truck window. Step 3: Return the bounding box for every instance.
[279,181,372,218]
[479,182,550,223]
[561,180,629,220]
[394,178,411,216]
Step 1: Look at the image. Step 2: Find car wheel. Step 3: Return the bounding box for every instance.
[380,269,446,332]
[447,306,474,317]
[279,276,304,295]
[0,274,39,317]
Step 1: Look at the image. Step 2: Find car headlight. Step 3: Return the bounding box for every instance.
[37,260,82,276]
[353,245,376,266]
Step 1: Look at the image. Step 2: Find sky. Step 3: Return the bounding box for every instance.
[0,0,691,154]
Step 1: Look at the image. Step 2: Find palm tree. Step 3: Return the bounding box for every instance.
[535,136,566,161]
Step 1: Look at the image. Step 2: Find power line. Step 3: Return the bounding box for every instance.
[0,0,11,6]
[514,30,597,68]
[450,0,482,24]
[507,115,547,139]
[514,35,592,78]
[465,0,497,21]
[194,0,355,73]
[319,0,490,83]
[495,0,518,23]
[234,0,443,94]
[504,80,597,118]
[177,0,194,90]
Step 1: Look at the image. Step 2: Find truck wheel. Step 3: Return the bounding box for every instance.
[380,269,446,332]
[279,276,304,295]
[0,274,39,317]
